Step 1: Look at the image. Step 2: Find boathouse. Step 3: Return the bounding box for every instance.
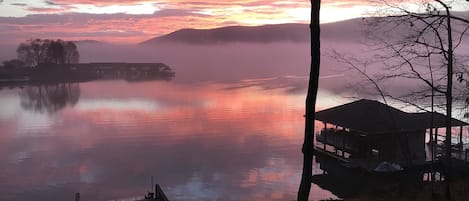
[314,99,468,169]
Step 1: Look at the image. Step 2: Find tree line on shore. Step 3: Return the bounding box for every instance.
[1,38,80,72]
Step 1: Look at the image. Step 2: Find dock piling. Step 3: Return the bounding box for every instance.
[75,192,80,201]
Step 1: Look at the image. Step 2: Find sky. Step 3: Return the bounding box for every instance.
[0,0,468,44]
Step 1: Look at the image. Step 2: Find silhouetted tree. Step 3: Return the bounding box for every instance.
[16,39,80,68]
[346,1,469,200]
[298,1,320,201]
[17,39,50,68]
[46,40,66,64]
[64,41,80,64]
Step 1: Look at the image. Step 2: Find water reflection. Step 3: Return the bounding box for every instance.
[0,80,342,201]
[312,154,425,199]
[19,83,80,114]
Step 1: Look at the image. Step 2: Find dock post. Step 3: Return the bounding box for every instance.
[430,128,434,144]
[459,126,463,148]
[323,122,327,150]
[342,128,346,157]
[75,192,80,201]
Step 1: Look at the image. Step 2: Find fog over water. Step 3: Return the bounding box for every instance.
[1,17,469,201]
[76,41,375,95]
[0,80,345,201]
[0,36,360,201]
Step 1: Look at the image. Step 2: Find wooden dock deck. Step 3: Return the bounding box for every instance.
[314,142,469,174]
[314,146,378,172]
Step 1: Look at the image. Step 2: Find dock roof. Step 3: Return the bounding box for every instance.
[410,112,468,128]
[315,99,468,134]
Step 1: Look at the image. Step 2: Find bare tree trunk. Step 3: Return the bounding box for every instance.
[441,2,453,200]
[297,1,320,201]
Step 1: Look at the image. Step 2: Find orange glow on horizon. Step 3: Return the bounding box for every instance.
[0,0,385,44]
[2,0,467,44]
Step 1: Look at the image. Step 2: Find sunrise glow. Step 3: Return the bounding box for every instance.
[71,2,160,14]
[0,0,468,44]
[0,0,383,44]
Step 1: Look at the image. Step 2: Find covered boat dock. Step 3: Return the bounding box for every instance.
[314,99,469,171]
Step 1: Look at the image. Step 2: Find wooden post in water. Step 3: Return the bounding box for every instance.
[434,127,440,169]
[459,126,463,148]
[431,128,436,183]
[430,128,434,144]
[323,122,327,150]
[342,128,346,157]
[151,176,154,195]
[75,192,80,201]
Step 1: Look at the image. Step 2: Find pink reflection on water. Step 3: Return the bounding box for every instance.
[0,80,343,201]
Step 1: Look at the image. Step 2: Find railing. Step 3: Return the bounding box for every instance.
[433,143,469,162]
[316,129,358,154]
[155,184,169,201]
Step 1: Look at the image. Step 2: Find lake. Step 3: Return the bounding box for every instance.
[0,78,345,201]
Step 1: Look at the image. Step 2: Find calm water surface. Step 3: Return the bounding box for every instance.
[0,79,342,201]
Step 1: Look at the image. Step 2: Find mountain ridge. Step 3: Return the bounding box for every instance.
[140,23,311,45]
[139,11,469,45]
[139,17,372,45]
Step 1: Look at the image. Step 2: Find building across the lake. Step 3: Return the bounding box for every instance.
[69,62,175,81]
[0,62,175,85]
[314,99,469,171]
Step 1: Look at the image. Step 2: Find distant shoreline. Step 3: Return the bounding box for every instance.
[0,62,175,88]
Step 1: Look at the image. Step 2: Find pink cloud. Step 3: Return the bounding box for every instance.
[0,4,307,44]
[0,10,214,43]
[27,7,68,13]
[0,0,456,44]
[49,0,151,6]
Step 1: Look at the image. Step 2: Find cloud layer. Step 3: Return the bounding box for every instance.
[1,0,467,44]
[0,0,383,44]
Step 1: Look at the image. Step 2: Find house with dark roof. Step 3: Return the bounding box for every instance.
[314,99,468,170]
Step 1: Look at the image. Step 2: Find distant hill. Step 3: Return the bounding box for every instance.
[139,18,373,45]
[140,23,310,45]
